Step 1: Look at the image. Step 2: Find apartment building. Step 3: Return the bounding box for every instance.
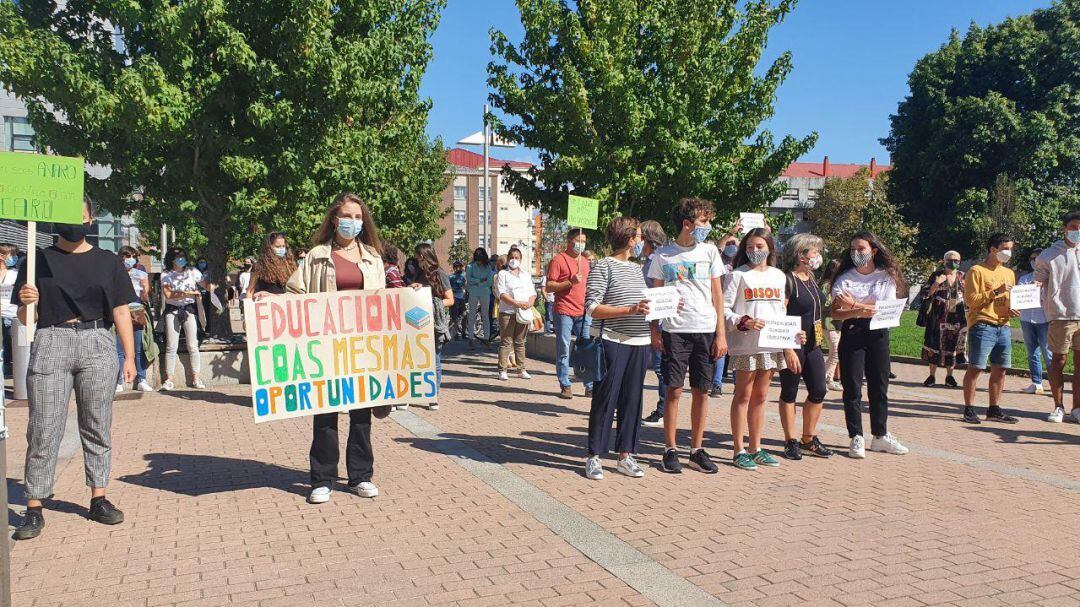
[771,156,891,234]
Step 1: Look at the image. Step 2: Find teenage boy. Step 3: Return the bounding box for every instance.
[1035,211,1080,423]
[961,233,1020,424]
[648,197,728,473]
[547,228,592,399]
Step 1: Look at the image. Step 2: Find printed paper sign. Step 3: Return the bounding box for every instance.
[758,316,802,349]
[739,212,765,233]
[869,298,907,330]
[567,194,599,230]
[1009,284,1041,311]
[243,287,438,423]
[0,151,85,224]
[643,286,679,321]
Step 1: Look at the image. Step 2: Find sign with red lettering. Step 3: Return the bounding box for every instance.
[243,287,438,423]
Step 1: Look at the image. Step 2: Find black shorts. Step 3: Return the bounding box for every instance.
[779,345,827,404]
[661,332,716,392]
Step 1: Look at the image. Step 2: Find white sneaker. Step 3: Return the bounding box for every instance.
[870,433,909,455]
[353,482,379,498]
[585,456,604,480]
[160,380,175,391]
[427,403,440,411]
[518,370,532,379]
[115,384,124,394]
[137,380,154,392]
[1023,383,1038,394]
[1048,407,1065,423]
[1072,409,1080,424]
[849,435,866,459]
[191,379,207,389]
[827,380,843,392]
[308,486,331,504]
[498,370,509,381]
[616,455,644,478]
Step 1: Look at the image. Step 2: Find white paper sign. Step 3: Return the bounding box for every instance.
[869,298,907,329]
[758,316,802,349]
[643,286,680,321]
[739,212,765,233]
[1009,284,1041,311]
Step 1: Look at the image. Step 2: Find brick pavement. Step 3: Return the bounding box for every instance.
[6,340,1080,606]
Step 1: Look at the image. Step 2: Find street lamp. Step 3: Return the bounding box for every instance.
[456,104,516,253]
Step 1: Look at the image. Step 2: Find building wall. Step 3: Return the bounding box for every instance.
[434,170,534,272]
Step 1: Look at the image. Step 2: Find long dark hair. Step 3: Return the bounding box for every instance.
[731,228,777,268]
[415,243,446,298]
[164,247,189,272]
[254,231,297,287]
[472,247,490,266]
[310,192,383,255]
[826,230,907,293]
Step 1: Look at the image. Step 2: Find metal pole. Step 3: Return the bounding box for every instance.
[0,434,9,607]
[159,224,167,267]
[483,103,490,252]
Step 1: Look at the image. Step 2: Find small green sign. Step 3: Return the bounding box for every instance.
[567,194,599,230]
[0,151,85,225]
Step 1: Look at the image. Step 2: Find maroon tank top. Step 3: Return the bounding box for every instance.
[332,251,365,290]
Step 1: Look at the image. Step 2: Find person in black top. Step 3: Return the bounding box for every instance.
[249,231,297,300]
[777,233,833,460]
[12,196,137,541]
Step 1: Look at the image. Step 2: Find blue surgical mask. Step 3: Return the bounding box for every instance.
[692,225,712,244]
[197,261,208,271]
[632,241,644,258]
[123,258,136,270]
[273,247,287,258]
[337,218,363,240]
[722,244,738,258]
[1067,230,1080,245]
[175,257,187,269]
[4,256,16,269]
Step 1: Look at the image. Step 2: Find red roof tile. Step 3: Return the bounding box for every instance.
[446,147,533,170]
[782,161,892,179]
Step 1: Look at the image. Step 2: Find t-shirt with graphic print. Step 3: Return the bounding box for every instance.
[722,265,788,355]
[647,241,726,334]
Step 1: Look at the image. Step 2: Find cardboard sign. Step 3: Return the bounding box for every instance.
[567,194,599,230]
[243,287,438,423]
[0,151,85,224]
[1009,284,1041,311]
[739,212,765,233]
[758,316,802,349]
[869,298,907,330]
[643,286,679,321]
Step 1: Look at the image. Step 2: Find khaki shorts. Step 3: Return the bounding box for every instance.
[1047,320,1080,354]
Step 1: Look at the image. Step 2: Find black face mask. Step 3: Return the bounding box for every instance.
[945,260,960,270]
[55,222,90,243]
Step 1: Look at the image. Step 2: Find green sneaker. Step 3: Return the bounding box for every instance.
[732,452,757,471]
[751,449,780,468]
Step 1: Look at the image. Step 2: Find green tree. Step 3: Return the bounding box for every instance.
[448,236,472,266]
[0,0,449,333]
[488,0,816,228]
[882,0,1079,257]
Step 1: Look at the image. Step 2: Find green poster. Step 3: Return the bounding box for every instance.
[567,194,599,230]
[0,151,85,224]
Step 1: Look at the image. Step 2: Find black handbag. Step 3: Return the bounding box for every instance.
[571,321,605,384]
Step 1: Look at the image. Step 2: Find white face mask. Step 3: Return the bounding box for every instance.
[996,249,1012,263]
[573,241,586,255]
[507,259,520,270]
[1067,230,1080,245]
[273,247,287,258]
[807,255,822,270]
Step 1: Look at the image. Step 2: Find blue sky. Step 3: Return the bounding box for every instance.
[420,0,1052,166]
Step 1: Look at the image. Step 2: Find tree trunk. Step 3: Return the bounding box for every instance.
[202,224,235,339]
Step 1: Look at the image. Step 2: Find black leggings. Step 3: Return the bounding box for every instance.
[838,319,891,438]
[779,345,827,404]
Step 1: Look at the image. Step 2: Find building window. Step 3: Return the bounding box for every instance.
[4,117,34,152]
[453,185,466,200]
[453,210,466,223]
[783,188,800,200]
[479,186,492,202]
[808,188,823,200]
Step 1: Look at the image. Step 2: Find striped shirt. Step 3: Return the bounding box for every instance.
[585,257,650,344]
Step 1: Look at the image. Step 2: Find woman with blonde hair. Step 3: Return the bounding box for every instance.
[286,192,387,505]
[248,231,298,300]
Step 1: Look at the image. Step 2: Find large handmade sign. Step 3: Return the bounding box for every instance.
[244,287,438,423]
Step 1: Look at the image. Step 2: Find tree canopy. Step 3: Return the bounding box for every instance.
[488,0,816,231]
[882,0,1079,257]
[0,0,449,273]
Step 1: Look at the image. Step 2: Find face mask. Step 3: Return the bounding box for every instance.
[996,249,1012,263]
[175,257,187,269]
[632,241,645,258]
[337,217,363,240]
[945,260,960,270]
[850,251,873,267]
[807,255,823,270]
[298,257,305,265]
[4,257,16,269]
[1067,230,1080,245]
[56,222,90,243]
[273,247,287,258]
[573,241,586,255]
[747,249,769,265]
[507,259,520,270]
[692,225,711,244]
[197,261,208,270]
[722,244,738,258]
[123,258,136,270]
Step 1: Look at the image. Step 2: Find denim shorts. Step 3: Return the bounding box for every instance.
[966,322,1012,370]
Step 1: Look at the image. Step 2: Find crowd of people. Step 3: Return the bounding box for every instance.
[7,190,1080,541]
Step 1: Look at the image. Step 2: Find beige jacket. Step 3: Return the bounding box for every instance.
[285,242,386,294]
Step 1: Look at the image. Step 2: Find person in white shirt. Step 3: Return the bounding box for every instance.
[0,243,19,376]
[494,247,536,380]
[723,229,803,471]
[1034,211,1080,424]
[160,246,210,390]
[827,231,909,459]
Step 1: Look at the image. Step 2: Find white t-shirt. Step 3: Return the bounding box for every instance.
[0,269,17,319]
[647,242,726,333]
[238,271,251,297]
[127,268,147,301]
[162,268,204,306]
[723,265,788,355]
[494,269,536,317]
[830,268,897,304]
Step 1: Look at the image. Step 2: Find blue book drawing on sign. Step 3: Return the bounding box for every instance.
[405,306,431,330]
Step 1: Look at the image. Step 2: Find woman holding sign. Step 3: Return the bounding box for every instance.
[723,228,803,471]
[285,192,387,505]
[827,232,909,459]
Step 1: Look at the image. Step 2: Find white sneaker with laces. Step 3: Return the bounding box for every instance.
[827,380,843,392]
[1072,409,1080,424]
[498,370,509,381]
[849,435,866,459]
[1048,407,1065,423]
[160,380,175,391]
[191,379,207,389]
[518,370,532,379]
[137,380,154,392]
[616,456,644,478]
[585,456,604,480]
[354,482,379,498]
[308,486,331,504]
[115,384,124,394]
[1023,383,1040,394]
[870,433,909,455]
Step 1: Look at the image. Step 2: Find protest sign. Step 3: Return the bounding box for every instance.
[0,151,85,224]
[567,194,599,230]
[243,287,438,423]
[1009,284,1041,311]
[739,212,765,233]
[869,298,907,330]
[758,316,802,349]
[643,286,679,321]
